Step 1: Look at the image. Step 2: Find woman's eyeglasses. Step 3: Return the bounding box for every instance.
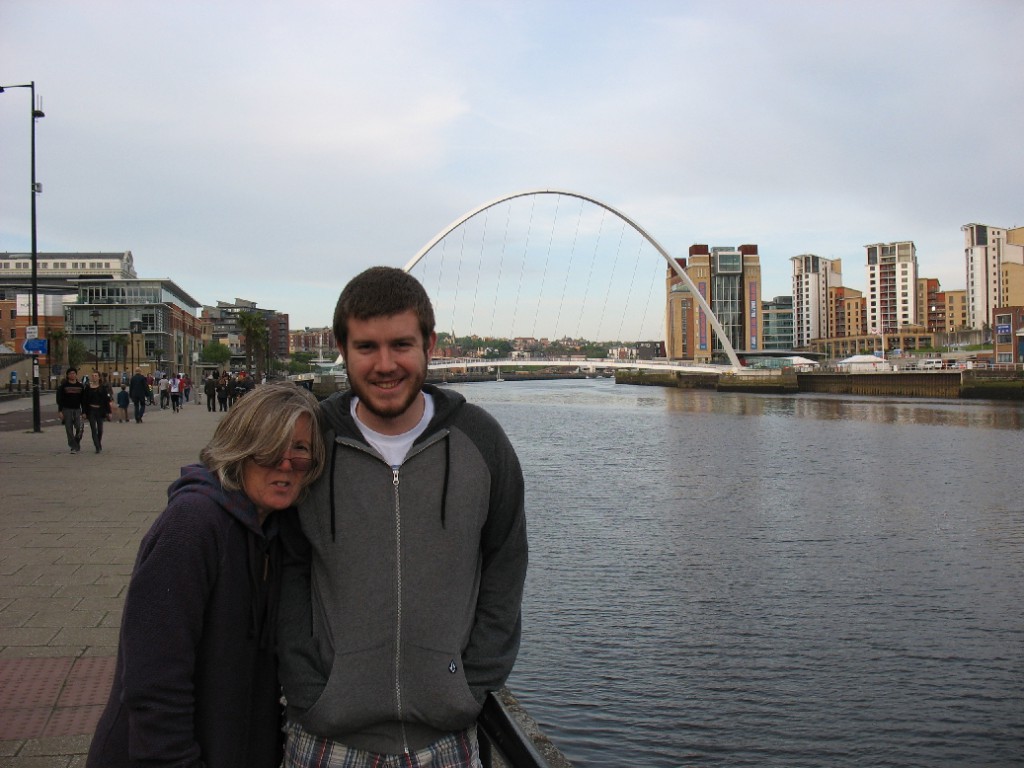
[254,454,317,472]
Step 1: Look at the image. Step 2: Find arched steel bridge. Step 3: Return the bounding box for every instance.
[429,357,732,375]
[405,189,744,371]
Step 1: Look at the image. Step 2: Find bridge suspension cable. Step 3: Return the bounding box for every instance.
[404,189,742,370]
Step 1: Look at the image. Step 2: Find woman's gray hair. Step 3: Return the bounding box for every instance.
[200,382,325,494]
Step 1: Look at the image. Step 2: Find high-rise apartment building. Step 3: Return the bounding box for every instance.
[945,290,968,331]
[866,241,918,333]
[917,278,943,331]
[791,254,842,348]
[828,286,865,338]
[962,223,1024,330]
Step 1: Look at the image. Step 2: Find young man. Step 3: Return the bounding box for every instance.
[278,267,528,767]
[56,367,85,453]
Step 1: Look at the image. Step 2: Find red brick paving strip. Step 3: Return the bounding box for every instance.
[0,656,115,740]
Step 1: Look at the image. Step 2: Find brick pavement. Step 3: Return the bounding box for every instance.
[0,394,224,767]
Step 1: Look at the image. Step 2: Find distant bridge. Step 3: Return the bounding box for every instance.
[429,357,734,375]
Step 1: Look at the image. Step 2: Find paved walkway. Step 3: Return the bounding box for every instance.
[0,393,225,766]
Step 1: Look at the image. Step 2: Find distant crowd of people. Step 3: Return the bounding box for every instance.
[55,368,262,453]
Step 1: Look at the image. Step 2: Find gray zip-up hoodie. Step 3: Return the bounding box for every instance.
[277,384,528,754]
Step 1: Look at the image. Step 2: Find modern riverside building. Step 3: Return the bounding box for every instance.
[202,299,290,371]
[993,306,1024,364]
[962,223,1024,331]
[791,254,842,348]
[761,295,794,351]
[289,326,336,355]
[67,277,203,380]
[866,241,918,334]
[828,285,866,340]
[0,250,138,290]
[665,259,698,360]
[945,289,968,331]
[671,244,762,360]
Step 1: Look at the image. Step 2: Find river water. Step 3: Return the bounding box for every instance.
[447,378,1024,768]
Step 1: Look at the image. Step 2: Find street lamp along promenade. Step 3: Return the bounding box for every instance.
[0,81,45,432]
[90,309,102,368]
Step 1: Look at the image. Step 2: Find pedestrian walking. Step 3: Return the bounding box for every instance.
[159,375,170,409]
[56,367,85,453]
[169,374,182,412]
[83,370,114,454]
[129,368,148,423]
[204,373,217,412]
[217,373,230,411]
[116,384,130,423]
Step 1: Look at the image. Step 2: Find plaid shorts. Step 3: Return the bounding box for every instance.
[284,720,481,768]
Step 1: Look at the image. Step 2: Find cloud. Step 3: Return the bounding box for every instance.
[2,1,1021,333]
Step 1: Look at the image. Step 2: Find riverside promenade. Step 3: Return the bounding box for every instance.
[0,393,223,767]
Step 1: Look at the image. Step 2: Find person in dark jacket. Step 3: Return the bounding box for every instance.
[56,367,85,453]
[86,382,326,768]
[204,373,218,413]
[128,368,148,423]
[277,267,528,767]
[82,369,113,453]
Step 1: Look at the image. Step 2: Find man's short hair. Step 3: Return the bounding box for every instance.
[67,367,77,375]
[333,266,435,351]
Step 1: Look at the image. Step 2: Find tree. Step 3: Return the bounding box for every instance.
[48,328,67,373]
[200,342,232,367]
[109,334,129,378]
[67,339,88,369]
[236,312,266,374]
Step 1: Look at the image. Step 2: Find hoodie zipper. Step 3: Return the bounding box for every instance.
[392,465,410,752]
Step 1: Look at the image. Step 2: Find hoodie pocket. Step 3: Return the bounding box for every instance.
[401,641,482,731]
[301,642,393,734]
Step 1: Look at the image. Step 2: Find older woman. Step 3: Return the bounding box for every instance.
[87,382,325,768]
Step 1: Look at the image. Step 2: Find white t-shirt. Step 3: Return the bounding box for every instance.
[351,393,435,468]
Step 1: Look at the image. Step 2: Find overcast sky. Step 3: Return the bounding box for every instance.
[3,1,1022,336]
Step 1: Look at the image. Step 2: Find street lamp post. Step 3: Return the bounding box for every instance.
[1,81,45,432]
[90,309,101,367]
[130,318,142,375]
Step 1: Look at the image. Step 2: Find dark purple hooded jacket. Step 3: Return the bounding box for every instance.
[87,464,285,768]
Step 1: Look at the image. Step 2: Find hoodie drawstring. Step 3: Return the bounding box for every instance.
[246,533,281,650]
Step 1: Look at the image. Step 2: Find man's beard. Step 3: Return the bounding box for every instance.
[350,365,427,423]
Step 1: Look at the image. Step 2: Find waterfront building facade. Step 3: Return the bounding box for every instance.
[203,299,290,371]
[828,286,866,339]
[673,244,762,360]
[962,223,1024,331]
[289,326,337,356]
[0,251,137,289]
[866,241,918,334]
[993,306,1024,364]
[761,295,794,351]
[665,259,698,360]
[791,254,842,348]
[67,278,202,380]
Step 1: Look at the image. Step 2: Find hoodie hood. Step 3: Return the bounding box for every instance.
[169,463,265,536]
[168,464,281,648]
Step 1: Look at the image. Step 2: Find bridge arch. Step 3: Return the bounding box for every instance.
[402,189,742,370]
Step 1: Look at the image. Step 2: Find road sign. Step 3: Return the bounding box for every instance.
[25,325,39,340]
[23,338,48,354]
